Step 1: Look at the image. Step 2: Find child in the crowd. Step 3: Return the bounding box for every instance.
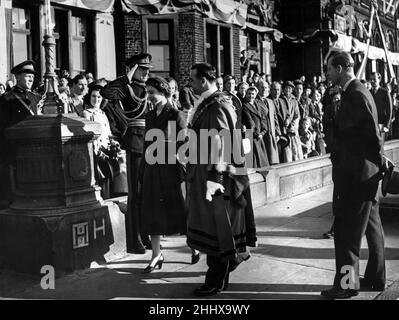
[299,117,318,159]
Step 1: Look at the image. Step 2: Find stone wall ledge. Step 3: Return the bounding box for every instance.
[248,139,399,208]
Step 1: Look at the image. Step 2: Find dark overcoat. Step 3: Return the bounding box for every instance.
[371,87,392,128]
[285,95,303,161]
[241,100,269,168]
[140,103,188,235]
[274,96,295,162]
[258,97,280,165]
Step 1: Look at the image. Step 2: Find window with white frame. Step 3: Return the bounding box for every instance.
[12,7,31,65]
[71,15,88,76]
[147,20,173,78]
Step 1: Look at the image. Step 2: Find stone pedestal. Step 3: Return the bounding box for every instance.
[0,114,118,275]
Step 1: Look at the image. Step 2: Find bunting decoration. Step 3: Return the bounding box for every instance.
[51,0,115,12]
[121,0,248,27]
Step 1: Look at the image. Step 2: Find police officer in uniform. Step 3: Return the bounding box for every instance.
[0,60,41,208]
[101,53,153,254]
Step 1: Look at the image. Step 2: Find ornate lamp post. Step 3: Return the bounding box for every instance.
[40,0,64,114]
[0,1,122,275]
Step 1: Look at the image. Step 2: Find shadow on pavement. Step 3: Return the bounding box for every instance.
[254,243,399,260]
[256,230,330,239]
[4,266,332,300]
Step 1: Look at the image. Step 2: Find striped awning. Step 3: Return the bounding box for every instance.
[121,0,247,27]
[52,0,115,12]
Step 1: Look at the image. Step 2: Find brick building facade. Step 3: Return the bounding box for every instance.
[114,1,245,87]
[113,0,280,87]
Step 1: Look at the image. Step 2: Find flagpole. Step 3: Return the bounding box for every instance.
[375,9,396,82]
[356,5,375,79]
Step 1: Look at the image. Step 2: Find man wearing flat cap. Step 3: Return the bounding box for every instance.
[101,53,153,254]
[0,60,41,208]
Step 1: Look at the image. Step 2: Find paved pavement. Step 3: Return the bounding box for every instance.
[1,185,399,300]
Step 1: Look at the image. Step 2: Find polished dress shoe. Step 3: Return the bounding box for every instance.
[142,254,164,273]
[191,252,200,265]
[360,278,385,291]
[321,287,359,299]
[194,285,221,297]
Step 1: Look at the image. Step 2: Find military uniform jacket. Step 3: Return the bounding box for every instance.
[101,75,150,154]
[0,86,41,163]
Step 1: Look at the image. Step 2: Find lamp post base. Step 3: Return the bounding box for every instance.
[0,203,116,275]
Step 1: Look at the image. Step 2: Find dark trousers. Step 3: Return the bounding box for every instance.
[333,199,386,290]
[125,151,145,252]
[205,255,230,289]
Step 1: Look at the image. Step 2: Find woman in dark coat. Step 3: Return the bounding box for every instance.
[241,86,269,168]
[140,76,190,272]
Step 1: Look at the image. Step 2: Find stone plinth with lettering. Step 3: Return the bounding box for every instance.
[0,114,118,275]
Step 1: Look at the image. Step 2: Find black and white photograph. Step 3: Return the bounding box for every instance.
[1,0,399,306]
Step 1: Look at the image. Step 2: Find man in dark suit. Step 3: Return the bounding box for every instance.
[370,72,392,143]
[0,60,41,208]
[322,51,385,299]
[101,53,153,254]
